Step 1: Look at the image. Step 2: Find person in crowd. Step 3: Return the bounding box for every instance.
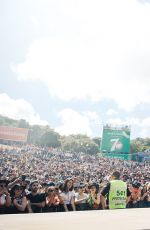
[127,181,141,208]
[10,184,28,214]
[141,183,150,208]
[44,183,61,212]
[87,182,100,210]
[101,171,131,209]
[1,144,150,214]
[60,178,76,211]
[21,178,31,196]
[55,182,68,212]
[75,183,88,211]
[8,177,22,190]
[0,179,11,214]
[26,180,46,213]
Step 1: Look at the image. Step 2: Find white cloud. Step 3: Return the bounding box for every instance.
[83,111,99,121]
[141,117,150,127]
[106,109,118,116]
[140,117,150,137]
[55,108,92,136]
[137,0,150,4]
[1,93,149,138]
[106,116,150,138]
[0,93,48,126]
[30,16,39,27]
[11,0,150,111]
[106,118,129,127]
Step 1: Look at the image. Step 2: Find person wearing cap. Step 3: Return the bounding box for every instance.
[87,182,100,210]
[26,180,46,213]
[127,181,141,208]
[8,177,22,190]
[0,179,11,214]
[20,178,30,196]
[75,183,88,211]
[10,184,28,214]
[101,171,131,210]
[44,183,61,212]
[8,175,29,194]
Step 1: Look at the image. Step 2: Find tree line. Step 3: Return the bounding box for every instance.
[0,115,100,154]
[0,115,150,154]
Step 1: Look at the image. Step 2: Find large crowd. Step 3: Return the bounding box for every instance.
[0,144,150,214]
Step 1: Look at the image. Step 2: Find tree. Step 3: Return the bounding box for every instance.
[130,139,143,153]
[92,137,101,148]
[18,119,29,128]
[60,134,99,155]
[27,125,42,145]
[0,115,18,127]
[40,131,61,148]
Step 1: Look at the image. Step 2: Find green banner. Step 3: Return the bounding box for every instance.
[103,153,131,160]
[100,127,131,155]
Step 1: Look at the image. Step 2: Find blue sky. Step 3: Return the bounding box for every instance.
[1,0,150,139]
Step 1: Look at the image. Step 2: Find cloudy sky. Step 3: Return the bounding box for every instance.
[1,0,150,139]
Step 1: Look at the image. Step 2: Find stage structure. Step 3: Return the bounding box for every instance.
[100,124,131,160]
[0,208,150,230]
[0,126,29,143]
